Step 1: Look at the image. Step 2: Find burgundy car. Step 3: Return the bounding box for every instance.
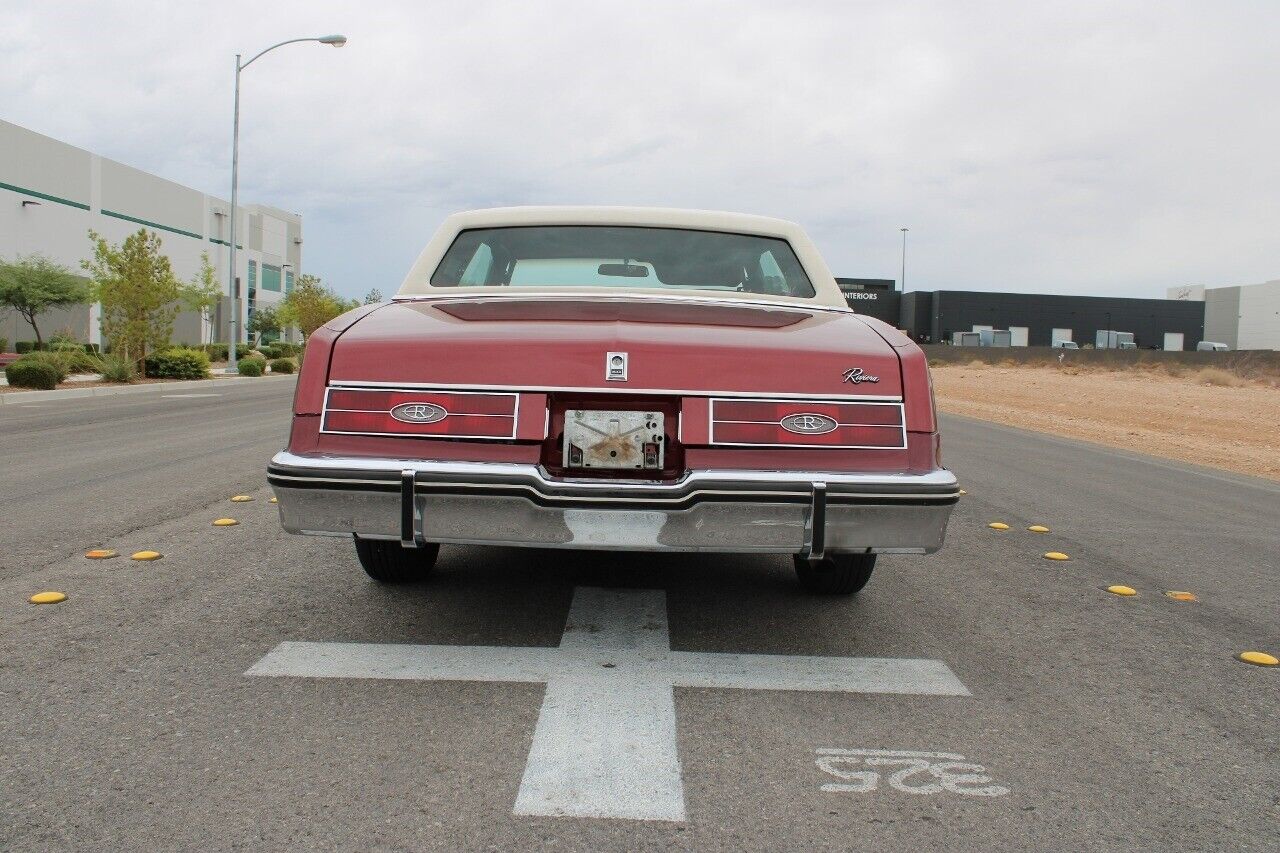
[269,207,958,594]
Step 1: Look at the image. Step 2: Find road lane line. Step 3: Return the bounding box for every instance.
[247,586,970,822]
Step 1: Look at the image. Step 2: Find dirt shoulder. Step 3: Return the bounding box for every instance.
[931,361,1280,481]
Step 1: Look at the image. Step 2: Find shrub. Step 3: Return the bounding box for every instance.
[269,357,296,374]
[84,343,101,355]
[144,347,211,380]
[0,337,7,353]
[15,350,70,383]
[99,355,137,384]
[1194,367,1246,387]
[236,344,253,360]
[5,358,61,389]
[236,358,264,376]
[15,341,35,354]
[60,349,104,374]
[273,342,301,357]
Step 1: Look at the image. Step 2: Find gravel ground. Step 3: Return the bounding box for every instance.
[932,362,1280,481]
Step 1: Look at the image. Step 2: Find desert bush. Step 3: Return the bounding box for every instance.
[268,357,296,374]
[1193,367,1246,387]
[236,358,263,377]
[15,350,71,382]
[61,348,104,374]
[144,347,211,380]
[15,341,36,354]
[5,358,61,389]
[99,354,138,384]
[966,358,986,368]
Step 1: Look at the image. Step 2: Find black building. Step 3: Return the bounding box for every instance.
[878,289,1205,349]
[835,278,900,326]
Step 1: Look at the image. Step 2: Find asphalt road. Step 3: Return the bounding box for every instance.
[1,382,1277,851]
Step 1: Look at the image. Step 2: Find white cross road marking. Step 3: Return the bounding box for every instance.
[246,586,971,822]
[816,748,1009,797]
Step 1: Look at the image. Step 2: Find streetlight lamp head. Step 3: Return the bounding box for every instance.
[318,35,347,47]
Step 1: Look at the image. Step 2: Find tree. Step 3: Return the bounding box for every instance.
[182,252,223,346]
[0,255,92,347]
[83,228,183,368]
[247,304,282,344]
[278,274,352,339]
[364,288,383,304]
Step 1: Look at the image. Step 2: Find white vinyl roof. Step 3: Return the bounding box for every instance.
[396,206,850,309]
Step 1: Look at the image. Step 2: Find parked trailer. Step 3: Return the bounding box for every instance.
[979,329,1012,348]
[1096,330,1136,350]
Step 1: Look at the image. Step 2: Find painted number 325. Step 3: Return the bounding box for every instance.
[816,749,1010,797]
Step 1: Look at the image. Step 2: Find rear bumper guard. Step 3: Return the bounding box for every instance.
[268,451,959,555]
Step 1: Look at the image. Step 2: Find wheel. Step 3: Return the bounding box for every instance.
[353,535,439,583]
[794,553,877,595]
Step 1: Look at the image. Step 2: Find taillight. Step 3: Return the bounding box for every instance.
[321,387,547,440]
[708,399,906,449]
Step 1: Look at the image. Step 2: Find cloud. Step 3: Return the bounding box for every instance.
[3,0,1277,298]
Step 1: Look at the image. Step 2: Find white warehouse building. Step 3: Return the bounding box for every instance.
[1168,280,1280,351]
[0,118,301,349]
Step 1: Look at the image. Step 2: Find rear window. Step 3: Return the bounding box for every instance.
[429,225,816,298]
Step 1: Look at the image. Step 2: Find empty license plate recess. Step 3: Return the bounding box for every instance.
[563,410,665,469]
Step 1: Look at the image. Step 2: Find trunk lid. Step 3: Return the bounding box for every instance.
[328,297,903,397]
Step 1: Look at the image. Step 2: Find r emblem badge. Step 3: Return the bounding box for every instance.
[389,402,448,424]
[780,413,839,435]
[606,351,628,382]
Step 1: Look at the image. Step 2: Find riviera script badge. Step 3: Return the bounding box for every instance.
[842,368,880,384]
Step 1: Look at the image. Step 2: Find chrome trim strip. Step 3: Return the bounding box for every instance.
[327,380,902,403]
[269,451,958,502]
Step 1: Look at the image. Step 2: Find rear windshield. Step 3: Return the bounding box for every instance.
[429,226,816,298]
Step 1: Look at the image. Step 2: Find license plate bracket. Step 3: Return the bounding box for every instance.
[563,409,666,470]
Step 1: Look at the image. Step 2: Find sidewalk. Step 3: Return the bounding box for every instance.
[0,373,295,405]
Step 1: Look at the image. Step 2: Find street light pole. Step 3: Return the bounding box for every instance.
[899,227,909,291]
[225,34,346,373]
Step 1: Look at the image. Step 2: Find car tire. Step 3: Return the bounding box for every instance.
[353,536,439,583]
[794,553,877,595]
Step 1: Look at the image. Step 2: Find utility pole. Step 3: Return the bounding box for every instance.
[899,227,909,291]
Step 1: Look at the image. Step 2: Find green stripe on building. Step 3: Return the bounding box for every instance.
[100,209,203,240]
[0,180,90,210]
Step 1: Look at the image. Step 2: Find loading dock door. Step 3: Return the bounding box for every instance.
[1009,327,1029,347]
[1052,328,1073,345]
[1163,332,1184,351]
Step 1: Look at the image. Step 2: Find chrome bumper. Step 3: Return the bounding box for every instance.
[267,451,959,556]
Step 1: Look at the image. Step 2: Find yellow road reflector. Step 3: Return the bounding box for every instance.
[1028,525,1050,533]
[131,550,162,561]
[1043,551,1070,561]
[30,591,67,604]
[268,497,278,504]
[959,489,967,495]
[1238,651,1278,667]
[213,518,239,527]
[1106,585,1137,596]
[84,549,118,559]
[1165,591,1197,602]
[988,522,1009,530]
[230,495,253,502]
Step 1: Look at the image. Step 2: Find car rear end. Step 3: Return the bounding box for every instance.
[269,299,957,559]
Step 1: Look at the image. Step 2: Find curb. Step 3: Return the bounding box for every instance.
[0,374,296,405]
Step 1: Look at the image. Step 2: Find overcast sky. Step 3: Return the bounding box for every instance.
[4,1,1277,300]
